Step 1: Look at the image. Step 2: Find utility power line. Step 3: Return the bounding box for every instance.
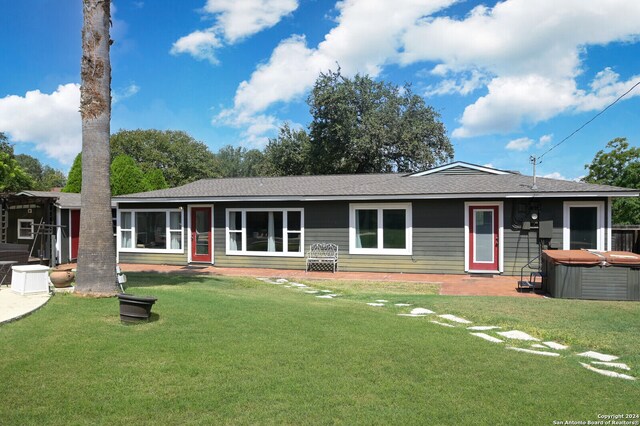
[537,79,640,163]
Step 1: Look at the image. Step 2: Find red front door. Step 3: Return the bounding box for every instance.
[71,210,80,260]
[468,205,499,272]
[191,207,212,263]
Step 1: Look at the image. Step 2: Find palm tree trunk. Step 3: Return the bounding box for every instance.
[76,0,117,295]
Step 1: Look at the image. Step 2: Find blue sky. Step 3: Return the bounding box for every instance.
[0,0,639,180]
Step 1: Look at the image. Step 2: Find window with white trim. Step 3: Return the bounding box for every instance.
[226,208,303,256]
[18,219,34,240]
[349,204,412,255]
[563,201,604,250]
[118,209,183,252]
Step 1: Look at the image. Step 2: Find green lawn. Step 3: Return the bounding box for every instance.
[0,273,638,425]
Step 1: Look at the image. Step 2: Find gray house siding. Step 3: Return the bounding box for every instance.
[116,197,608,275]
[210,199,569,275]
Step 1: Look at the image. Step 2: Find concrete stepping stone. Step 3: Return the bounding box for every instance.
[497,330,540,341]
[577,351,619,362]
[438,314,472,324]
[257,278,280,284]
[410,308,434,315]
[367,303,385,307]
[290,282,308,288]
[397,314,427,317]
[531,344,548,349]
[506,347,560,357]
[304,290,319,294]
[579,363,635,380]
[276,278,288,283]
[316,295,334,299]
[467,326,501,331]
[430,320,455,328]
[591,361,631,371]
[470,332,503,343]
[542,341,568,350]
[375,299,389,303]
[320,290,333,293]
[394,303,412,307]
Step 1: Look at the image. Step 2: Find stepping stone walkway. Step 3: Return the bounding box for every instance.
[543,341,568,350]
[470,332,503,343]
[506,347,560,357]
[467,326,501,331]
[591,361,630,371]
[256,277,637,382]
[497,330,540,341]
[411,308,434,315]
[438,314,472,324]
[579,363,635,381]
[430,320,455,328]
[578,351,619,362]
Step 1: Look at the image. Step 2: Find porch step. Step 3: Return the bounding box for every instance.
[518,271,544,290]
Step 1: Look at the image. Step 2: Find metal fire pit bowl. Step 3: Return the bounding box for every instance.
[117,293,158,323]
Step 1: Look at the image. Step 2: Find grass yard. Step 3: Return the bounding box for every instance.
[0,273,638,425]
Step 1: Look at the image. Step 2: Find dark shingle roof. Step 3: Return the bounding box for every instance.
[18,191,82,208]
[116,172,638,201]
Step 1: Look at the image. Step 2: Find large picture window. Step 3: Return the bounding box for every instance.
[226,208,304,257]
[563,201,605,250]
[349,204,412,255]
[118,209,183,253]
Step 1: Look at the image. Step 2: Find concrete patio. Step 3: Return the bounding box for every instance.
[0,288,51,324]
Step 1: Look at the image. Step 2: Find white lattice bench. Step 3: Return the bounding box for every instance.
[306,243,338,273]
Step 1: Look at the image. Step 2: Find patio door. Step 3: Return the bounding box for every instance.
[191,207,212,263]
[468,205,500,272]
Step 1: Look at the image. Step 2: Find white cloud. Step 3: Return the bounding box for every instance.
[208,0,640,144]
[424,69,487,97]
[172,0,298,63]
[542,172,567,181]
[170,30,222,64]
[0,84,81,165]
[112,83,140,104]
[506,137,534,151]
[576,68,640,111]
[219,0,457,143]
[538,134,553,147]
[453,75,576,137]
[205,0,298,43]
[398,0,640,137]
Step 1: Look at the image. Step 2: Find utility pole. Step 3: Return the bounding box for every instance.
[530,156,538,190]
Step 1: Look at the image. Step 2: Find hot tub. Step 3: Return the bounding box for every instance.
[542,250,640,301]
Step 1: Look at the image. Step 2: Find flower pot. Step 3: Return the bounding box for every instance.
[50,269,75,288]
